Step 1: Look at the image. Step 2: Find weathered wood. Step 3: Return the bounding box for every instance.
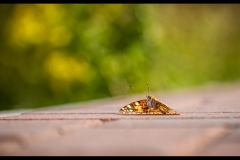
[0,82,240,156]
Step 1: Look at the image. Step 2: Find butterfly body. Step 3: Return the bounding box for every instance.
[119,94,180,115]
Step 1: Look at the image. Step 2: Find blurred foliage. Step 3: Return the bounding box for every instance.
[1,4,240,110]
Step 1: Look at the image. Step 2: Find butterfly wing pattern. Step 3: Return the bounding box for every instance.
[119,95,180,115]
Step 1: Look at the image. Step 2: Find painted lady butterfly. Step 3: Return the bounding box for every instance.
[119,84,180,115]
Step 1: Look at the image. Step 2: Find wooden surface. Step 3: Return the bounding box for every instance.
[1,82,240,156]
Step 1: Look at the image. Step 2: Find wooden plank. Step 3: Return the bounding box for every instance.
[0,82,240,155]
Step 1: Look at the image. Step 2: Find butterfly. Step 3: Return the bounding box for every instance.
[119,84,180,115]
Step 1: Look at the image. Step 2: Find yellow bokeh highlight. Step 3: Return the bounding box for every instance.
[49,26,73,47]
[44,51,89,83]
[5,4,71,48]
[37,4,66,26]
[7,4,46,46]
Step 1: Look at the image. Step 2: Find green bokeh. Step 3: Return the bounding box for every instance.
[1,4,240,110]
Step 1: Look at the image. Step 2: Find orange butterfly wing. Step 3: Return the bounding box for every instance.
[119,99,180,115]
[119,99,150,114]
[154,100,180,114]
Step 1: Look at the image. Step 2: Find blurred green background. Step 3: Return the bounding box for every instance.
[1,4,240,111]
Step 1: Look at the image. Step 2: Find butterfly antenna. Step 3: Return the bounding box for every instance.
[129,84,147,95]
[147,82,150,95]
[129,84,137,90]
